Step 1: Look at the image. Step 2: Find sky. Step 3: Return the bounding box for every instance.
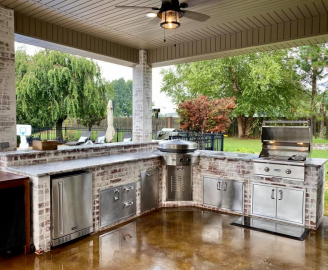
[15,42,177,115]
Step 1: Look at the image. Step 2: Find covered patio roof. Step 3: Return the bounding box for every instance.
[4,0,328,67]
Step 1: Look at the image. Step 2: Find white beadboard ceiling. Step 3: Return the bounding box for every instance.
[2,0,327,50]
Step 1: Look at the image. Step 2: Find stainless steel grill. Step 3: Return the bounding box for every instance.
[253,121,312,181]
[158,140,199,201]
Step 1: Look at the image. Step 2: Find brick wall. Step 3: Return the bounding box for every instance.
[0,142,159,167]
[0,6,16,151]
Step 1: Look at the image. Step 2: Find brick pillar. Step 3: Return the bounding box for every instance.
[133,50,152,142]
[0,6,16,151]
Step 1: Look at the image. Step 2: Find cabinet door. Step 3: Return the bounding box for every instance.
[99,187,121,228]
[222,181,244,213]
[203,177,222,208]
[252,184,276,218]
[277,188,304,224]
[141,170,158,212]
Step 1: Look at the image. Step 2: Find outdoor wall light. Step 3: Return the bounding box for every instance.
[161,10,180,29]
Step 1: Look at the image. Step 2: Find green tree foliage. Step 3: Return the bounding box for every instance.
[110,78,133,117]
[178,95,236,133]
[161,50,302,138]
[16,48,108,140]
[293,44,328,138]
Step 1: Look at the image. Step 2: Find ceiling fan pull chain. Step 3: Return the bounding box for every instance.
[174,28,177,47]
[164,28,166,43]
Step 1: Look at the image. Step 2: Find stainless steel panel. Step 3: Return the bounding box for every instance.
[253,162,305,181]
[122,183,136,202]
[252,184,276,219]
[161,153,200,166]
[221,180,244,213]
[166,165,192,201]
[121,199,136,218]
[141,169,159,213]
[52,227,93,247]
[261,126,311,143]
[51,172,93,241]
[277,188,304,224]
[99,187,121,228]
[203,177,222,208]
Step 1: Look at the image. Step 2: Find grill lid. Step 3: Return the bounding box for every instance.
[259,121,312,161]
[158,139,197,153]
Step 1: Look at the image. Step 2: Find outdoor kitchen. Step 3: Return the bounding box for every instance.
[0,121,326,258]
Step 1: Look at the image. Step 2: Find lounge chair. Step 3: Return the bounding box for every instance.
[66,131,91,146]
[94,131,106,144]
[122,133,132,142]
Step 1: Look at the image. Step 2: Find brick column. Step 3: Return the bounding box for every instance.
[133,50,152,142]
[0,6,16,151]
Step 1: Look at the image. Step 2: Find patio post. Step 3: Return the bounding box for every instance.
[132,50,152,142]
[0,6,16,151]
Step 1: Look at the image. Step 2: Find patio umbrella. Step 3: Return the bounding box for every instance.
[105,100,115,142]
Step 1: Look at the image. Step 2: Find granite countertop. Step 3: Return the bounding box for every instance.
[197,150,258,161]
[5,151,162,177]
[0,141,160,157]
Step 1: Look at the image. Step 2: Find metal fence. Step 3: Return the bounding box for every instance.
[169,132,224,151]
[28,127,224,151]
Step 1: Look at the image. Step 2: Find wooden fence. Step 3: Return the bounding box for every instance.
[63,117,181,130]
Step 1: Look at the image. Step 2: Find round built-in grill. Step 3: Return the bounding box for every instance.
[158,139,197,153]
[158,139,200,166]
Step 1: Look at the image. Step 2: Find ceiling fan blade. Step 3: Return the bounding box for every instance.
[180,0,223,8]
[148,16,162,25]
[115,6,160,10]
[183,11,210,22]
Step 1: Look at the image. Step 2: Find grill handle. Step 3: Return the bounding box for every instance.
[271,189,275,200]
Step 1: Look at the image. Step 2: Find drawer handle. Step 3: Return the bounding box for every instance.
[114,189,120,201]
[124,186,134,191]
[123,233,132,241]
[124,201,134,207]
[279,190,283,200]
[223,182,227,191]
[217,182,221,190]
[271,189,275,200]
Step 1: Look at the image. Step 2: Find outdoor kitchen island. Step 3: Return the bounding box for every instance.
[0,141,326,254]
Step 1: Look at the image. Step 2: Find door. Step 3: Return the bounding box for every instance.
[203,177,222,208]
[252,184,276,219]
[141,170,159,212]
[167,166,192,201]
[52,172,93,240]
[99,187,121,228]
[222,181,244,213]
[277,188,304,224]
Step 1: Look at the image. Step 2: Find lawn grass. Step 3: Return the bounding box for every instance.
[224,137,328,215]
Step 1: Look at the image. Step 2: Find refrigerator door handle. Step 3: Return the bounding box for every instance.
[58,182,64,235]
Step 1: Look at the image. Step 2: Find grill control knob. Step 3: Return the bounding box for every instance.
[179,158,184,163]
[264,167,270,172]
[286,169,291,174]
[187,158,192,163]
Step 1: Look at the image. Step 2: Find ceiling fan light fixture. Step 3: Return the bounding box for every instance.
[160,10,180,29]
[146,12,157,18]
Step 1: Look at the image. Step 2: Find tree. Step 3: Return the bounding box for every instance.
[16,48,108,140]
[110,78,133,117]
[161,50,302,138]
[178,95,235,133]
[293,44,328,138]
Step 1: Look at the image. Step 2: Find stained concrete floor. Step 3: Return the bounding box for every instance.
[1,207,328,270]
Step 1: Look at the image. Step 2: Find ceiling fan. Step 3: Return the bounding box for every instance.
[115,0,222,29]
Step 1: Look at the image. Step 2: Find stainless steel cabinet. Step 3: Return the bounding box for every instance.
[99,183,136,228]
[252,184,276,218]
[277,188,304,224]
[141,169,159,213]
[203,177,244,213]
[252,184,305,225]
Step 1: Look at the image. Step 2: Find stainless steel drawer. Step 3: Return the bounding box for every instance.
[121,199,136,218]
[121,183,136,202]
